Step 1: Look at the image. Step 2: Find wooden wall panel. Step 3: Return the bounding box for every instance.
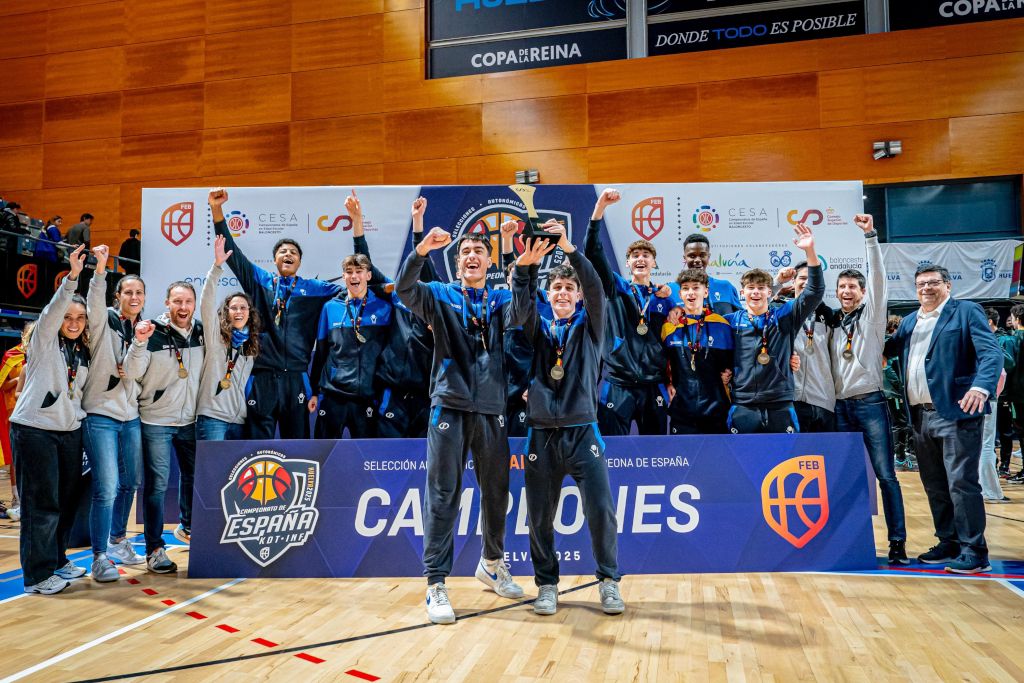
[819,62,949,128]
[482,96,587,154]
[292,64,383,120]
[383,158,459,185]
[946,52,1024,118]
[0,146,44,191]
[0,0,44,17]
[699,130,823,182]
[205,0,291,34]
[481,65,586,104]
[819,120,951,182]
[385,105,482,162]
[124,0,205,44]
[0,57,46,104]
[205,26,292,81]
[125,38,205,89]
[43,93,122,143]
[0,11,47,59]
[381,60,481,112]
[201,123,291,176]
[291,15,382,71]
[586,53,699,94]
[43,138,122,188]
[291,0,382,24]
[204,74,292,129]
[47,1,125,52]
[588,85,698,146]
[35,184,121,241]
[0,102,44,147]
[950,112,1024,177]
[121,84,204,136]
[382,9,424,63]
[293,116,385,168]
[456,149,588,185]
[699,73,819,138]
[44,47,125,98]
[588,140,702,183]
[699,41,818,82]
[121,131,202,182]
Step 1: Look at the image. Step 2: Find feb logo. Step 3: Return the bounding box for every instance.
[16,264,37,299]
[226,210,249,238]
[692,204,719,233]
[220,452,320,568]
[161,202,194,246]
[631,197,664,240]
[53,270,70,291]
[980,259,997,283]
[786,209,824,226]
[760,455,829,549]
[317,214,353,232]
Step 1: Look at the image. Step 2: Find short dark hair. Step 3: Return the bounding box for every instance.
[675,268,709,287]
[793,261,808,273]
[837,269,866,290]
[165,280,196,299]
[341,253,372,271]
[115,274,145,295]
[683,234,709,249]
[272,238,303,259]
[7,202,21,210]
[129,229,139,238]
[886,314,902,335]
[547,264,580,289]
[455,232,492,255]
[81,213,93,221]
[914,263,951,283]
[1011,304,1024,326]
[740,268,773,288]
[986,307,1000,327]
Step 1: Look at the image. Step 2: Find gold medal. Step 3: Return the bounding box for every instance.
[219,378,231,390]
[637,322,649,336]
[67,389,75,400]
[843,349,854,360]
[178,368,188,379]
[550,365,565,381]
[805,343,815,356]
[356,332,367,344]
[690,354,696,371]
[757,352,771,365]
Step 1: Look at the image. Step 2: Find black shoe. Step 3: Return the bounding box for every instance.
[917,542,960,564]
[998,466,1011,479]
[945,553,991,575]
[1008,471,1024,484]
[888,540,910,565]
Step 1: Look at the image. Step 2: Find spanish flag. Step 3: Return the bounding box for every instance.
[0,344,26,467]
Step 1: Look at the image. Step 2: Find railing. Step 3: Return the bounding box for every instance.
[0,227,140,273]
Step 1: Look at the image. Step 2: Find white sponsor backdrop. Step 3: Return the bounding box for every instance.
[881,239,1020,300]
[141,182,864,316]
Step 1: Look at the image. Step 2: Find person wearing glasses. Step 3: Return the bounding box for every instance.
[884,264,1003,574]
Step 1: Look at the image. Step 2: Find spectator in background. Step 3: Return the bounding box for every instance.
[65,213,93,248]
[35,216,64,263]
[884,314,916,471]
[0,326,31,522]
[118,229,141,275]
[2,201,28,253]
[981,308,1012,503]
[1001,304,1024,481]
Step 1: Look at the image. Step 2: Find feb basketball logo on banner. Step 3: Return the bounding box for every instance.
[189,435,876,579]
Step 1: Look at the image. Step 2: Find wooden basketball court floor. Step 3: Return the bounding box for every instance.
[0,467,1022,683]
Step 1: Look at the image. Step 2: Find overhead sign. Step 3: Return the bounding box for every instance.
[889,0,1024,30]
[430,0,616,42]
[649,1,865,55]
[428,27,627,78]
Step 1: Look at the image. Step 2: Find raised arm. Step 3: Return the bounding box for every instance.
[585,188,622,298]
[347,189,389,285]
[34,245,86,347]
[855,214,887,321]
[209,188,265,297]
[86,245,110,352]
[396,226,451,320]
[569,248,606,342]
[507,238,554,334]
[201,236,232,348]
[789,222,824,324]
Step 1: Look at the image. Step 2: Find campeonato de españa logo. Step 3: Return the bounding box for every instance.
[760,455,829,549]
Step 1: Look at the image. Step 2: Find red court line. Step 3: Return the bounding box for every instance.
[118,568,126,575]
[187,611,207,620]
[346,670,380,682]
[126,578,140,585]
[295,653,325,664]
[216,624,240,633]
[161,599,176,606]
[882,566,1024,579]
[142,588,158,595]
[252,638,278,648]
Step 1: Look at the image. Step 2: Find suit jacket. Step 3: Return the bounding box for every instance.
[883,297,1002,421]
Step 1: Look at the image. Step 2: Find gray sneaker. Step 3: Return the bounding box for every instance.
[475,558,525,599]
[146,547,177,574]
[55,561,86,580]
[24,575,70,595]
[107,538,146,565]
[91,553,120,583]
[598,579,625,615]
[533,585,558,616]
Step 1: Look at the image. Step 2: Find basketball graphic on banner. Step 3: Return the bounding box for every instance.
[761,455,830,549]
[631,197,664,240]
[160,202,194,246]
[237,460,293,504]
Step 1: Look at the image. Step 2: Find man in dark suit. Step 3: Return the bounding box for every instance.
[885,264,1003,574]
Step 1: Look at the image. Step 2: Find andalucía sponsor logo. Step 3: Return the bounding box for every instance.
[161,202,194,246]
[785,208,824,226]
[708,253,750,268]
[761,455,829,549]
[317,214,353,232]
[226,210,250,238]
[220,451,320,567]
[16,264,37,299]
[692,204,719,233]
[631,197,664,240]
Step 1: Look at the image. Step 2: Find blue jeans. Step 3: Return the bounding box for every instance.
[83,415,142,554]
[835,391,907,541]
[196,415,243,441]
[140,422,196,553]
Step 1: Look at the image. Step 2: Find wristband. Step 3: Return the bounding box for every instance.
[863,230,877,239]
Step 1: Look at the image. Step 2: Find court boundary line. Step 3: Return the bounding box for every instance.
[0,578,244,683]
[68,580,602,683]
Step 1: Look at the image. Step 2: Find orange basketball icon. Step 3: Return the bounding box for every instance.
[237,459,293,505]
[16,264,38,299]
[632,197,664,240]
[54,270,70,291]
[761,455,829,548]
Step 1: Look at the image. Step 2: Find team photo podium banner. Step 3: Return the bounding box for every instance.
[188,435,876,579]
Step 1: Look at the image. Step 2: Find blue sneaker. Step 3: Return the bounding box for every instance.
[55,561,86,580]
[945,554,991,575]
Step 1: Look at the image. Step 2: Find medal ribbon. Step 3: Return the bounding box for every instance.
[549,312,578,372]
[460,285,491,349]
[221,344,242,387]
[840,309,860,357]
[629,282,654,327]
[272,276,298,327]
[61,337,82,397]
[346,294,369,340]
[686,308,708,363]
[166,327,187,378]
[749,308,776,360]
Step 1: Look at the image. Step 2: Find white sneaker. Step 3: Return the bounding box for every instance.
[426,583,456,624]
[5,505,19,522]
[173,524,191,544]
[55,561,86,580]
[533,585,558,616]
[475,558,524,599]
[91,553,120,583]
[598,579,625,615]
[107,538,146,565]
[146,547,178,574]
[25,575,70,595]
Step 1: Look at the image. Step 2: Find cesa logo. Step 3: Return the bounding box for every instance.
[54,270,70,291]
[692,204,720,233]
[226,210,249,238]
[760,455,829,549]
[16,264,38,299]
[317,214,354,232]
[632,197,664,240]
[786,209,824,226]
[160,202,194,246]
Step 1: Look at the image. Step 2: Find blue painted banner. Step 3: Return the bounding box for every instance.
[188,434,876,579]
